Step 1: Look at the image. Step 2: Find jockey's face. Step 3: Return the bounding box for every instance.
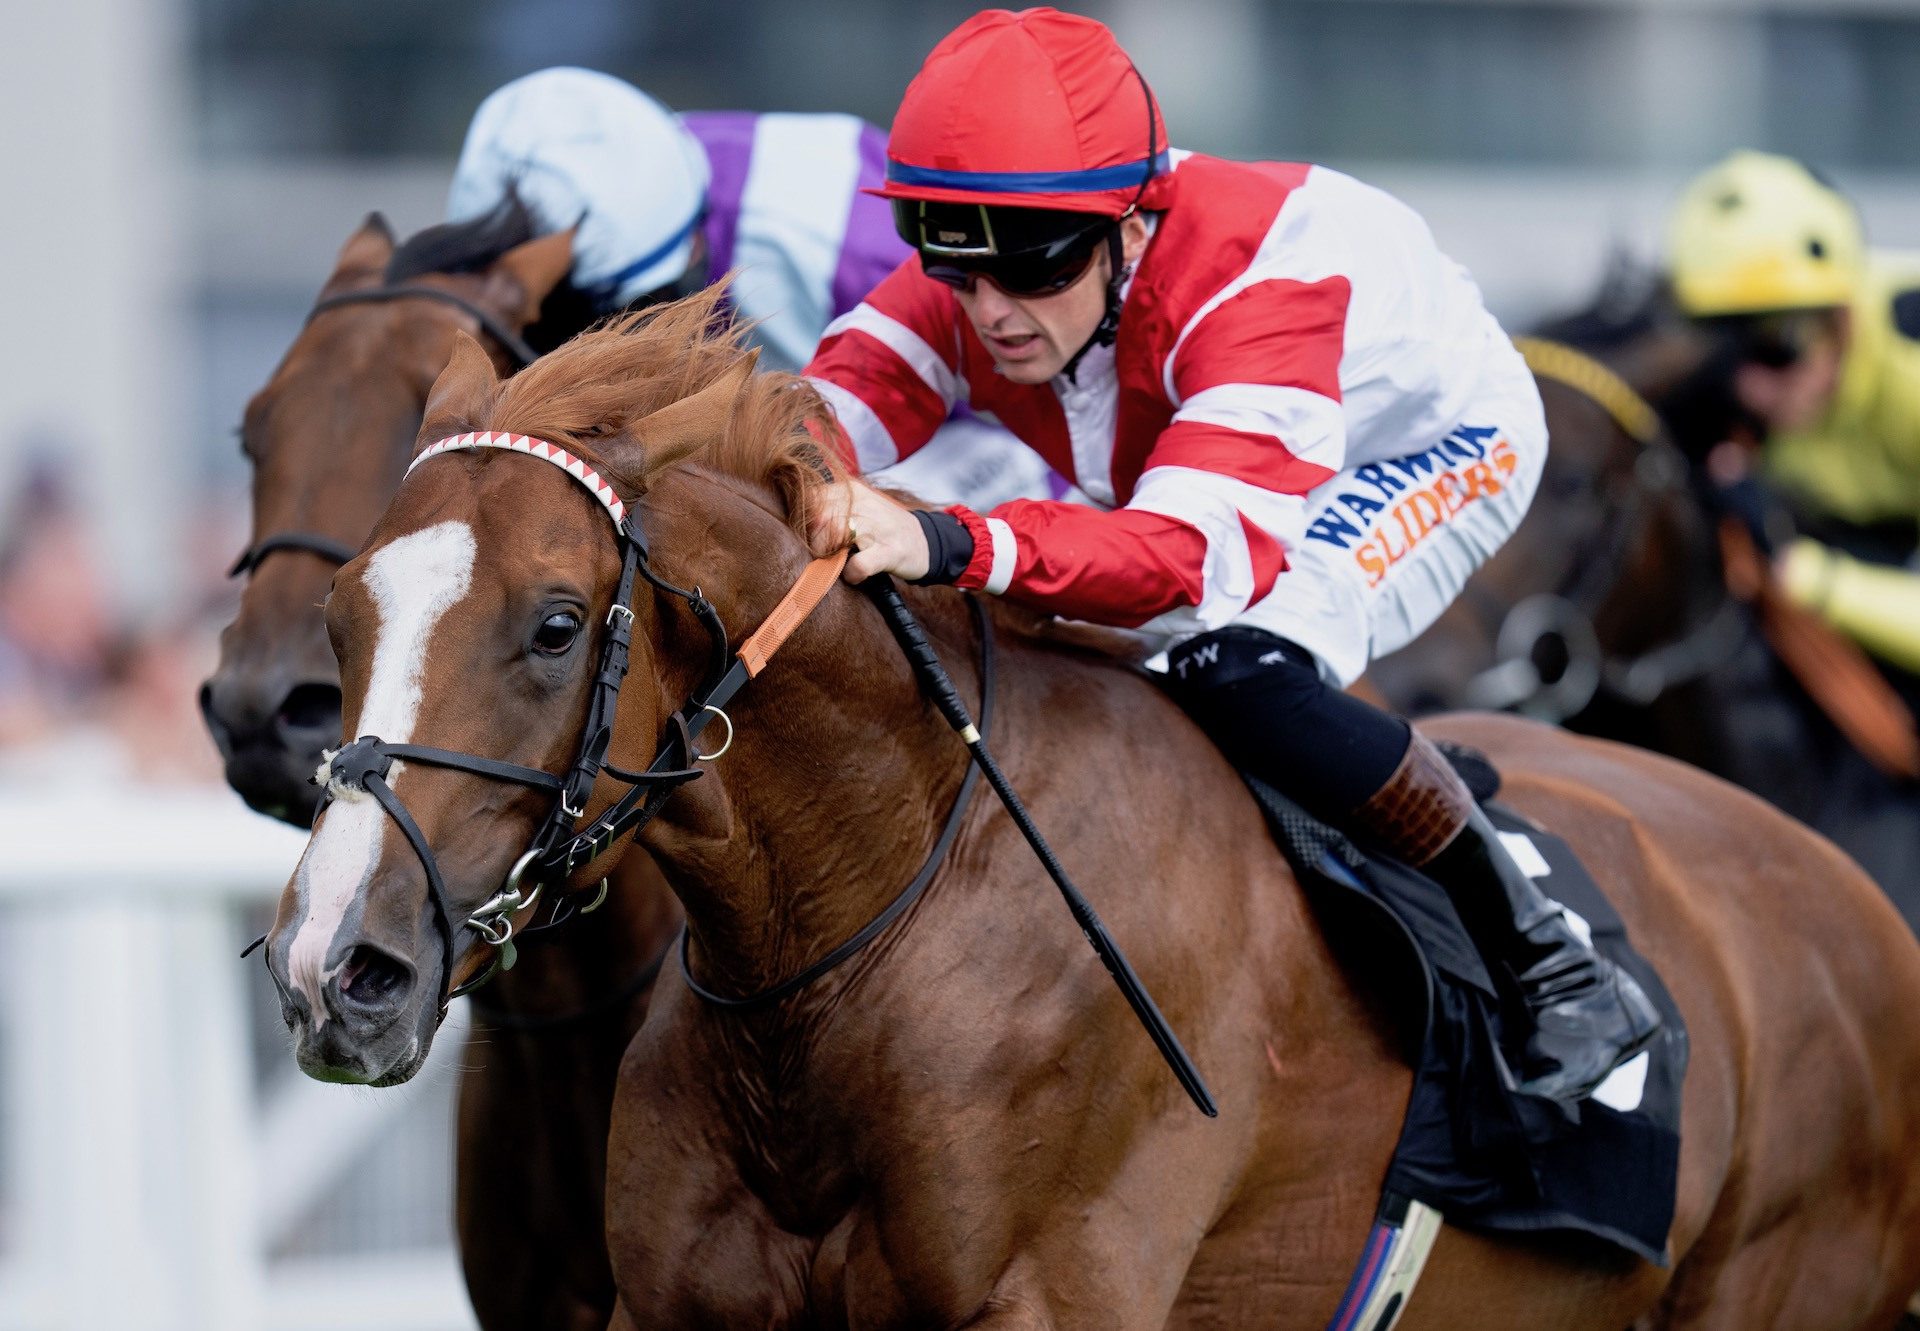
[1731,308,1848,435]
[956,214,1149,383]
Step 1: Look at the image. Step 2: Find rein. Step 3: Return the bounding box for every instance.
[259,420,1213,1113]
[674,579,1216,1118]
[676,597,993,1011]
[227,284,543,581]
[309,283,541,370]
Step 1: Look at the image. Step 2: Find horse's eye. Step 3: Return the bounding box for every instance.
[533,610,583,655]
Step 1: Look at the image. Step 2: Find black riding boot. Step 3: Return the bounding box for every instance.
[1167,627,1660,1105]
[1353,731,1662,1102]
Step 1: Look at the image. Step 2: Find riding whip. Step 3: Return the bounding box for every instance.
[865,576,1218,1118]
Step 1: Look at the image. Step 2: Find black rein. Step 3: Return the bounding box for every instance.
[675,596,994,1011]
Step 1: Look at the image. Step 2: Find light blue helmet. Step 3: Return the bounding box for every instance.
[447,67,710,304]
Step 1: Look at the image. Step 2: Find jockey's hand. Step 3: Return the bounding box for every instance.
[811,480,931,584]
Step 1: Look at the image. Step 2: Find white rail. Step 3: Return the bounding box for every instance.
[0,784,477,1331]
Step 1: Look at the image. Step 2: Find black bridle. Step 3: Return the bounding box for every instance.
[227,284,542,582]
[1461,338,1746,720]
[676,596,993,1011]
[293,430,847,1015]
[309,282,541,372]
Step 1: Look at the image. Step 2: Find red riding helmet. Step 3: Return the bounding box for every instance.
[874,8,1168,228]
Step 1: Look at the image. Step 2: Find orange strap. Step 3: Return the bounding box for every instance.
[737,549,850,678]
[1720,517,1920,781]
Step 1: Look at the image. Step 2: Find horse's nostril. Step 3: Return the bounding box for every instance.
[336,945,413,1009]
[277,683,342,734]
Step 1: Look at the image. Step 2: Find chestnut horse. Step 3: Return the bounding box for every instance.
[267,293,1920,1327]
[205,206,674,1331]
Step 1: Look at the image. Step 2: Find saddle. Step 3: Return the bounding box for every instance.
[1244,746,1688,1267]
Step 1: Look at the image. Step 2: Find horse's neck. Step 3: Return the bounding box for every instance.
[636,492,977,1000]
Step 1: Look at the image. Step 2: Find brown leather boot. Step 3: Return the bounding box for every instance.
[1350,731,1661,1103]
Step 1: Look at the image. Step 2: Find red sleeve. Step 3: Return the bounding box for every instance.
[803,259,964,474]
[954,501,1213,628]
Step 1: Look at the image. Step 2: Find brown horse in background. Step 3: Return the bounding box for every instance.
[269,293,1920,1328]
[202,206,671,1331]
[1367,277,1920,924]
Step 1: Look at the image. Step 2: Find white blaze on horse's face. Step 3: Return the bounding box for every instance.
[285,520,477,1026]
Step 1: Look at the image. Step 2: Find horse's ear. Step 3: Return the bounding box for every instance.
[324,213,397,288]
[417,332,500,453]
[485,228,576,326]
[609,352,759,482]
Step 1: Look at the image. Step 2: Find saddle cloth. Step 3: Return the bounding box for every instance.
[1244,748,1688,1266]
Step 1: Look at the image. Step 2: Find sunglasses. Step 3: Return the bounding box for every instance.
[919,227,1113,299]
[1721,312,1833,369]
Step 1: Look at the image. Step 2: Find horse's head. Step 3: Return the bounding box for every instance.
[1369,303,1722,721]
[264,290,842,1084]
[201,208,574,825]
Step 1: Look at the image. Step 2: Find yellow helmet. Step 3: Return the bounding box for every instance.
[1667,150,1864,317]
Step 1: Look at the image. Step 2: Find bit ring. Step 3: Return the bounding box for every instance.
[694,705,734,761]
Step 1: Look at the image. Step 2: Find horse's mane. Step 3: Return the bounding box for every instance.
[482,285,844,539]
[386,191,539,284]
[1530,253,1672,351]
[386,190,597,352]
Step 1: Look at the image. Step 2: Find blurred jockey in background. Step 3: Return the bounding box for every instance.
[446,65,1058,509]
[1669,150,1920,674]
[804,7,1659,1103]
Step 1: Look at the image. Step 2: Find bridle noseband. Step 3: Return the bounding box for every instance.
[228,283,543,581]
[308,430,846,1014]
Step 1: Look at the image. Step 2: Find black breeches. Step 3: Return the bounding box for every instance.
[1165,627,1413,822]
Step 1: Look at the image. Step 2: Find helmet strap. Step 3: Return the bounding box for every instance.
[1061,61,1156,384]
[1060,223,1130,384]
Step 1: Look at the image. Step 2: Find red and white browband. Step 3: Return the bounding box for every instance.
[408,431,628,529]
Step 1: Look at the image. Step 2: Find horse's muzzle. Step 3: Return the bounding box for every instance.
[199,672,340,825]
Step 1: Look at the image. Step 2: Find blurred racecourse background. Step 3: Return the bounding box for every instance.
[4,0,1920,1327]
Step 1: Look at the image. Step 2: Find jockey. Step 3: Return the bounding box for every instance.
[804,7,1659,1103]
[1668,150,1920,673]
[445,65,1051,509]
